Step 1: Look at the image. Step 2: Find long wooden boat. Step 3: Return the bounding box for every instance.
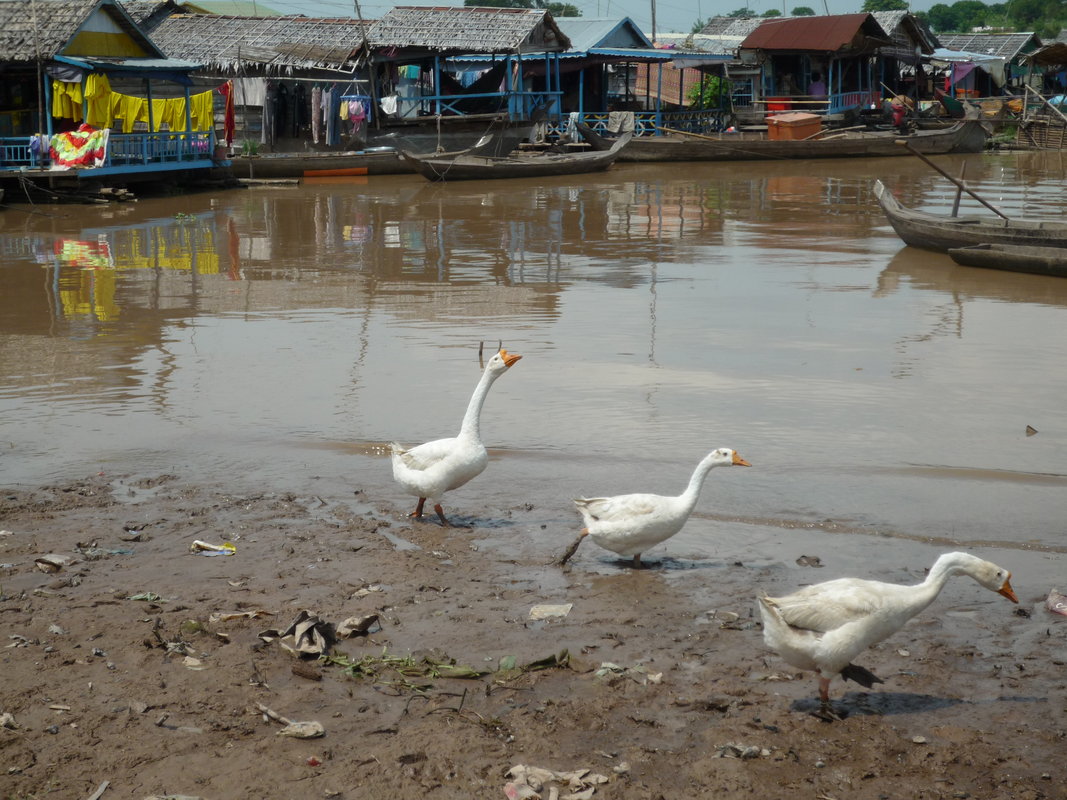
[873,179,1067,252]
[947,244,1067,277]
[582,120,987,162]
[228,148,411,179]
[400,132,632,182]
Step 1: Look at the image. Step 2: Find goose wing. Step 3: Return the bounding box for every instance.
[392,437,458,473]
[574,493,662,524]
[767,580,886,634]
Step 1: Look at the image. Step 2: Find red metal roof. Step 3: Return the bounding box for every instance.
[739,14,886,52]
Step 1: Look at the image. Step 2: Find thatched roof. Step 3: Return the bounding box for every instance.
[367,6,570,55]
[149,13,371,73]
[0,0,162,63]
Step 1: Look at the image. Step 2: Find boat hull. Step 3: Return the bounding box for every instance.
[948,244,1067,277]
[616,121,988,162]
[401,133,631,182]
[873,179,1067,253]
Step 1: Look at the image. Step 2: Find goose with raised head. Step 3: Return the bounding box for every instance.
[390,349,521,526]
[555,448,751,568]
[758,551,1018,720]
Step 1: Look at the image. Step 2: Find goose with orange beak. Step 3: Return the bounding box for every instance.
[556,448,751,568]
[759,551,1018,720]
[390,349,521,527]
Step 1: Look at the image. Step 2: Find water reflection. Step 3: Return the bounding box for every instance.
[2,154,1065,556]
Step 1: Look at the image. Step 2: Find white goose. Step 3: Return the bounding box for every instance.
[556,448,751,568]
[390,349,521,526]
[758,551,1018,719]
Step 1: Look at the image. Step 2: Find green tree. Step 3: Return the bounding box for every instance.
[686,75,731,109]
[691,17,708,33]
[762,8,782,15]
[463,0,581,14]
[726,7,754,17]
[791,6,817,14]
[861,0,908,10]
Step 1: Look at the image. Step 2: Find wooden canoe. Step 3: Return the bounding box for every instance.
[400,132,632,182]
[582,120,988,163]
[873,179,1067,253]
[947,244,1067,277]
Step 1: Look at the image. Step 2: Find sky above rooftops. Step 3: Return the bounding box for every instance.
[240,0,943,41]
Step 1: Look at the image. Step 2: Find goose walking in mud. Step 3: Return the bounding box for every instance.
[758,551,1018,720]
[556,447,751,568]
[390,348,521,526]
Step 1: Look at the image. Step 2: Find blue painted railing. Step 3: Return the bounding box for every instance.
[0,130,219,173]
[546,109,730,139]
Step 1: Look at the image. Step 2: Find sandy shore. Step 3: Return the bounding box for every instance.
[0,472,1062,799]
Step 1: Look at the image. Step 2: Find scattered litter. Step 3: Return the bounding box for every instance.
[182,656,206,671]
[912,735,927,744]
[255,703,325,738]
[504,764,609,800]
[897,648,910,657]
[594,662,662,685]
[208,610,274,623]
[86,780,110,800]
[1045,589,1067,616]
[48,704,71,711]
[189,540,236,556]
[34,554,75,573]
[48,624,67,636]
[529,604,572,621]
[1026,425,1038,436]
[75,543,134,559]
[336,614,380,637]
[0,712,17,729]
[0,530,13,537]
[351,584,383,599]
[796,555,824,568]
[127,592,165,603]
[715,742,770,759]
[260,610,337,658]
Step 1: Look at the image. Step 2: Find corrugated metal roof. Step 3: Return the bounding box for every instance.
[182,0,282,14]
[150,13,370,72]
[367,6,569,54]
[937,32,1038,60]
[554,17,652,53]
[739,14,889,52]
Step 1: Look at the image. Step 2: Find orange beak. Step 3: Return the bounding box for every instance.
[500,349,522,367]
[997,575,1018,604]
[732,452,752,467]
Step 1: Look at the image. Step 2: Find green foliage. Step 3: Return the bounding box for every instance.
[686,75,732,109]
[762,8,782,15]
[926,0,1064,32]
[791,6,817,14]
[727,7,754,17]
[861,0,909,10]
[691,17,707,33]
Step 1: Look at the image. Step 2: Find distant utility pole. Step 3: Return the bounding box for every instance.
[651,0,656,41]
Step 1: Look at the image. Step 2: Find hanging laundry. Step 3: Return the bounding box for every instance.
[218,81,235,145]
[84,73,113,129]
[311,85,322,144]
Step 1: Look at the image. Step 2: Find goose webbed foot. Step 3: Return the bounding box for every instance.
[841,663,884,689]
[409,498,427,519]
[813,702,845,722]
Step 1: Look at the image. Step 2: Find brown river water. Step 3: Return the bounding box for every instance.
[2,151,1066,593]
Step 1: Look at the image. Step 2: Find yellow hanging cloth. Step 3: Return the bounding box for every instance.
[84,73,113,129]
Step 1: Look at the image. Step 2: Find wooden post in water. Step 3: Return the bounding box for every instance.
[900,140,1009,220]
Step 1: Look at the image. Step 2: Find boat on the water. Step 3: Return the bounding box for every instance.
[948,244,1067,277]
[227,148,409,179]
[581,120,987,162]
[400,132,632,182]
[873,179,1067,253]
